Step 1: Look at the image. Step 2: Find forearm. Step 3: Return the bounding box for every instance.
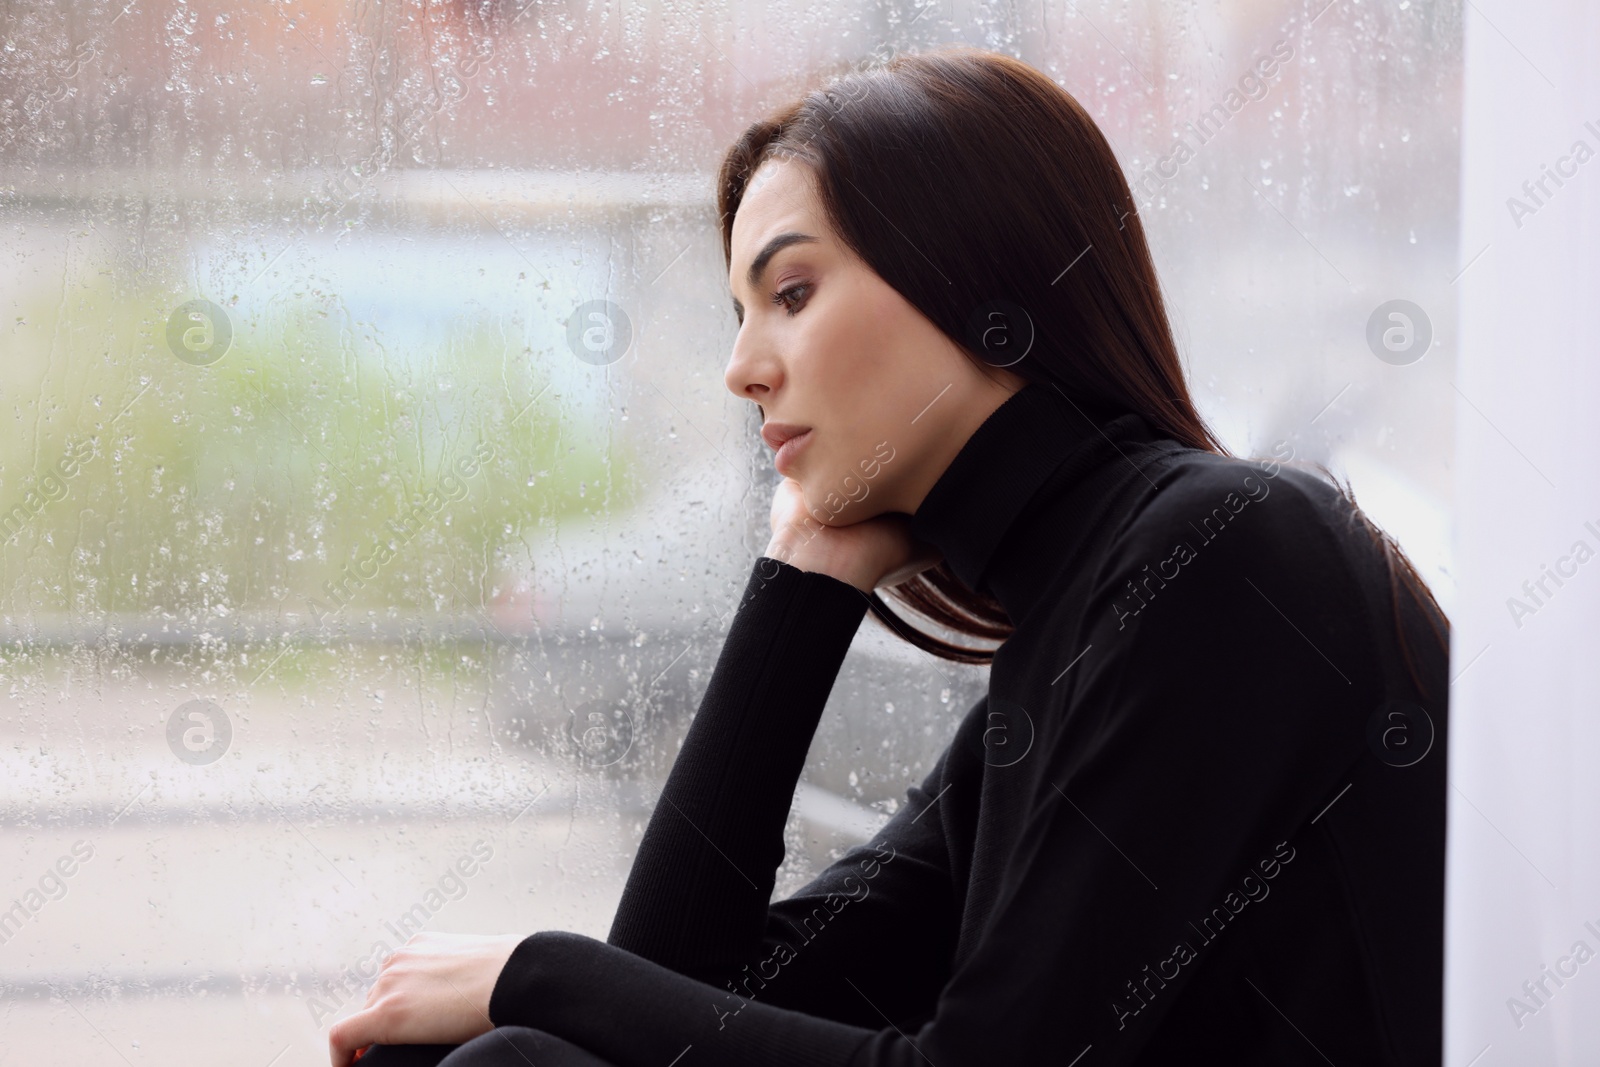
[606,555,870,977]
[491,930,872,1067]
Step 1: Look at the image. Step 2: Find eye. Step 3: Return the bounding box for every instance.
[771,283,811,316]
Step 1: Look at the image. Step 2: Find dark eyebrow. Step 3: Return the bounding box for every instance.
[730,231,818,318]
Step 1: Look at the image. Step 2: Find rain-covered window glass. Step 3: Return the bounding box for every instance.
[1,1,1457,1060]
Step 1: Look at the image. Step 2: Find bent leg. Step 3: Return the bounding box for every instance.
[438,1027,619,1066]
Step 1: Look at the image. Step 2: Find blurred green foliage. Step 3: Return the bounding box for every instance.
[0,271,637,625]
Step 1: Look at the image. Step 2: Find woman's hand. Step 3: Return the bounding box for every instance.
[327,931,524,1067]
[764,477,942,592]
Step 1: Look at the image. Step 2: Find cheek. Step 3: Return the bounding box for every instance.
[807,304,882,395]
[793,276,930,512]
[795,299,883,456]
[859,290,916,376]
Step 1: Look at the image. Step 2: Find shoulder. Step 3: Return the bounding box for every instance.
[1081,448,1384,685]
[1104,448,1365,589]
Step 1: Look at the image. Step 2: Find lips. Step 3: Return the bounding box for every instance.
[763,424,815,477]
[760,422,813,451]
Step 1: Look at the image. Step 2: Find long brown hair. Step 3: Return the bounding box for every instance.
[716,45,1448,692]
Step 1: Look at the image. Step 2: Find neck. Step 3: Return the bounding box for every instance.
[893,372,1029,517]
[907,380,1165,624]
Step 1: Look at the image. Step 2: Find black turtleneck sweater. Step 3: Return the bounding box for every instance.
[453,382,1449,1065]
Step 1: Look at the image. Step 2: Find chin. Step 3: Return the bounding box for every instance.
[801,492,871,528]
[794,488,840,526]
[797,458,899,525]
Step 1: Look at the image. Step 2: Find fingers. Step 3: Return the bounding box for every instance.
[328,991,406,1067]
[328,944,416,1065]
[768,477,802,533]
[328,1002,390,1067]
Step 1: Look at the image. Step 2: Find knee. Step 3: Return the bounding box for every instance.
[439,1027,610,1067]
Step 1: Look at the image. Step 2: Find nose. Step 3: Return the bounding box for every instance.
[723,326,777,406]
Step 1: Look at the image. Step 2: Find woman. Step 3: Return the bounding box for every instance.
[332,45,1449,1066]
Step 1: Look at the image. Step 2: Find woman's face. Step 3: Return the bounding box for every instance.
[723,156,1026,526]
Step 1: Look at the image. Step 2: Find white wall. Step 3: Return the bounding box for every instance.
[1449,2,1600,1063]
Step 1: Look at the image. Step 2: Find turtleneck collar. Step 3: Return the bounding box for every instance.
[907,380,1166,626]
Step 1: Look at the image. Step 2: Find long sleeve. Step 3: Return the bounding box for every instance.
[489,477,1409,1065]
[604,553,869,966]
[599,552,961,1025]
[849,478,1405,1065]
[490,929,871,1066]
[489,553,882,1066]
[486,747,969,1064]
[736,744,961,1026]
